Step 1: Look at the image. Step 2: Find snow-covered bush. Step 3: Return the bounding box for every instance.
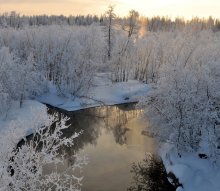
[140,30,220,160]
[0,115,86,191]
[0,47,47,108]
[0,25,105,98]
[0,91,10,115]
[110,30,135,82]
[56,24,104,97]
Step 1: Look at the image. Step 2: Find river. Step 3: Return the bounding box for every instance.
[44,103,175,191]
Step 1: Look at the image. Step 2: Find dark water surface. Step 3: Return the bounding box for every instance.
[46,104,156,191]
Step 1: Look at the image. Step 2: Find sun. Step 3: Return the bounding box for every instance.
[111,0,200,19]
[111,0,147,16]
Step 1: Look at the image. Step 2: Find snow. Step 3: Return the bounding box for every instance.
[37,73,151,111]
[160,144,220,191]
[0,73,219,190]
[0,100,48,141]
[0,73,150,142]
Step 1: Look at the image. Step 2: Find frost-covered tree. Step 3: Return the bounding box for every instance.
[0,25,105,99]
[0,115,86,191]
[104,5,116,61]
[56,24,105,97]
[110,10,140,82]
[140,31,220,160]
[0,47,47,109]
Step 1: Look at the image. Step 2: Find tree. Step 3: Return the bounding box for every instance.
[0,115,86,191]
[105,5,116,61]
[0,47,47,108]
[140,31,220,160]
[110,10,140,82]
[121,10,139,53]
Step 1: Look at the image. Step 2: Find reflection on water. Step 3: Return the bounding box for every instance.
[128,154,175,191]
[46,104,156,191]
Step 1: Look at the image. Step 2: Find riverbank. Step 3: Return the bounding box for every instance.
[160,144,220,191]
[37,73,151,111]
[0,71,151,143]
[0,100,48,141]
[0,71,150,143]
[0,73,150,136]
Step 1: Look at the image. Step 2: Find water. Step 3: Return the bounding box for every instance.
[46,104,157,191]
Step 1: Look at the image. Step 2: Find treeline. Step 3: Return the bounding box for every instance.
[1,11,220,32]
[143,16,220,32]
[0,12,101,28]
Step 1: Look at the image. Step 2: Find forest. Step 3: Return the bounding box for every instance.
[0,7,220,191]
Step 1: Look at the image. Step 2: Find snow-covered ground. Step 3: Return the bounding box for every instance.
[0,100,48,141]
[160,144,220,191]
[37,73,151,111]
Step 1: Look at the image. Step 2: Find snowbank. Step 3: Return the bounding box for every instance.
[38,73,151,111]
[160,144,220,191]
[0,100,48,142]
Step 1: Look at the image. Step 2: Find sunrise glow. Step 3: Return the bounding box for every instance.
[0,0,220,19]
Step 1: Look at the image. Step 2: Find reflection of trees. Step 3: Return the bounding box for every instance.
[112,124,130,145]
[48,104,143,148]
[104,106,129,145]
[101,104,143,145]
[128,154,175,191]
[47,106,102,166]
[47,104,143,164]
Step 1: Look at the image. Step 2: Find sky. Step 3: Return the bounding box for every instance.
[0,0,220,19]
